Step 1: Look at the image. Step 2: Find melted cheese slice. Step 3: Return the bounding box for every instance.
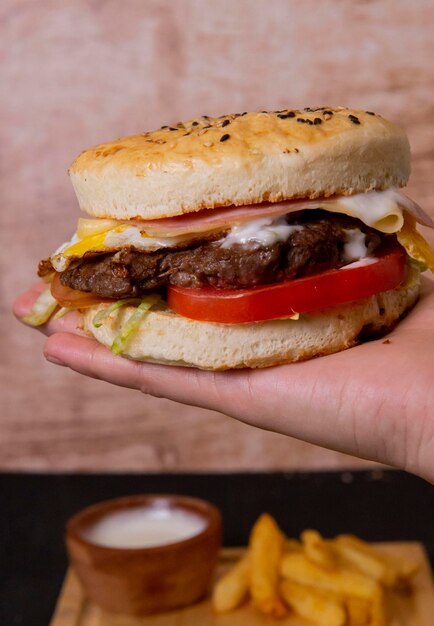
[397,215,434,271]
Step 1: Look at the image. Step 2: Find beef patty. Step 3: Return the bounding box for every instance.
[56,213,385,298]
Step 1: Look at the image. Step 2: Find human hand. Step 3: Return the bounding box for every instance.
[14,279,434,482]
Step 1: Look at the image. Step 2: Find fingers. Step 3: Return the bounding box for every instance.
[43,332,238,411]
[42,329,434,482]
[13,282,46,318]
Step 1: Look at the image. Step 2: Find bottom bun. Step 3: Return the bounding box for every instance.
[82,274,420,370]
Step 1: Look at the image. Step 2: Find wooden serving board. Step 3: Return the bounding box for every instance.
[50,544,434,626]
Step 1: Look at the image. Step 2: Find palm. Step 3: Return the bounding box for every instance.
[14,278,434,482]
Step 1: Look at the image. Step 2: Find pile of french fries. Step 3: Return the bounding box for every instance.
[212,514,418,626]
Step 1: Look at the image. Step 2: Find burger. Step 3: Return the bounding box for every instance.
[27,107,434,370]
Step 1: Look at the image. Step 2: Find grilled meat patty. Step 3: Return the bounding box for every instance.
[57,213,384,298]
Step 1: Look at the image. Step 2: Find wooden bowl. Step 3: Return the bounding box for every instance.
[65,494,222,616]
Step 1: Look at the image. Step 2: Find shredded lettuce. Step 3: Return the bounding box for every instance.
[93,299,141,328]
[111,297,159,355]
[22,287,58,326]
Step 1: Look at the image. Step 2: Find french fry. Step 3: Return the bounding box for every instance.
[334,536,390,585]
[210,519,415,624]
[335,535,418,588]
[382,552,419,591]
[212,553,250,613]
[301,529,337,570]
[280,580,346,626]
[249,513,288,618]
[284,538,302,553]
[371,587,387,626]
[345,596,371,626]
[281,552,380,601]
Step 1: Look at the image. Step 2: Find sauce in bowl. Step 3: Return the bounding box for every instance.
[81,501,207,549]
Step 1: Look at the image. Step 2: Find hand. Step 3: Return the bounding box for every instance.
[14,279,434,482]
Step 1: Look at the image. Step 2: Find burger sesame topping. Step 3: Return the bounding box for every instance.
[220,133,230,142]
[348,114,361,125]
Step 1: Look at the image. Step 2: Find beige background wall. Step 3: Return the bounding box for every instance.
[1,0,433,471]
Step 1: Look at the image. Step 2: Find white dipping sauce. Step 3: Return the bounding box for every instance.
[81,502,207,549]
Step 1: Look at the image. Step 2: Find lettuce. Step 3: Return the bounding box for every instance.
[92,299,142,328]
[111,296,159,355]
[22,287,58,326]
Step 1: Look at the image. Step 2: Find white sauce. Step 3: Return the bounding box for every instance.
[343,228,368,263]
[81,502,207,549]
[221,217,303,248]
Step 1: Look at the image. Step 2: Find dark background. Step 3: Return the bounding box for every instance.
[2,470,433,625]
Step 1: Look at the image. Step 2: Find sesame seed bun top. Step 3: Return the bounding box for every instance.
[69,107,410,220]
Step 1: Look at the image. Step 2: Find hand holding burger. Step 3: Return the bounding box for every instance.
[23,107,434,369]
[15,107,434,481]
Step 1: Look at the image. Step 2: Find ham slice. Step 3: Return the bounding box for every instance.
[129,189,434,237]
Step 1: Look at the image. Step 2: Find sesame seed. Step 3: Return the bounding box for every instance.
[191,121,199,126]
[221,119,230,127]
[203,141,213,147]
[313,117,322,125]
[220,133,230,142]
[160,125,169,129]
[348,114,360,124]
[278,112,296,119]
[297,118,306,123]
[366,111,376,116]
[168,127,178,131]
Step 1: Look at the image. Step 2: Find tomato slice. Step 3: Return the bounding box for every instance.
[167,245,407,324]
[51,273,115,308]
